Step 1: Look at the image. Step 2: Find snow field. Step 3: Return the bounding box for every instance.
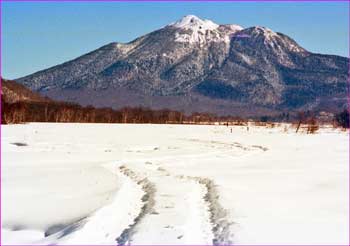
[1,123,348,245]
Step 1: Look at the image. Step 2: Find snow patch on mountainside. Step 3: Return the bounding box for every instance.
[170,15,242,44]
[251,26,305,53]
[171,15,219,31]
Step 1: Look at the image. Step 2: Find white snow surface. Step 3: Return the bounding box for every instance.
[170,15,242,44]
[1,123,349,245]
[171,15,219,31]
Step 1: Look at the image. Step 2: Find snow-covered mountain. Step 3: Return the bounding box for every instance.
[16,15,349,115]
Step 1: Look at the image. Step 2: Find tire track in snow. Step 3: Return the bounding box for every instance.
[116,165,156,245]
[120,160,234,245]
[176,174,234,245]
[118,163,215,244]
[117,139,242,244]
[199,178,234,245]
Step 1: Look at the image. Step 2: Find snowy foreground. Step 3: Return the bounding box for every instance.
[1,123,349,245]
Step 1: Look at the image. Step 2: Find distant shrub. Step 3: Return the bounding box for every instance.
[335,109,349,128]
[252,121,266,127]
[232,120,247,126]
[307,117,319,134]
[266,123,276,128]
[295,112,305,133]
[260,116,269,122]
[293,112,319,134]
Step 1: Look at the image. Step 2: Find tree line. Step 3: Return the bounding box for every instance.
[2,98,348,128]
[1,99,240,124]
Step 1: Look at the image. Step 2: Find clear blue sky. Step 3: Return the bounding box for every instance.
[1,1,349,79]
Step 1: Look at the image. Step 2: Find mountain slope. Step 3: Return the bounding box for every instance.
[16,15,349,115]
[1,78,50,104]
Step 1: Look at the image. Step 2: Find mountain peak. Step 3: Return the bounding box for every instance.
[170,15,219,31]
[169,15,242,44]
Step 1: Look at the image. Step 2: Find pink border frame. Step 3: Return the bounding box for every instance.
[0,1,349,246]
